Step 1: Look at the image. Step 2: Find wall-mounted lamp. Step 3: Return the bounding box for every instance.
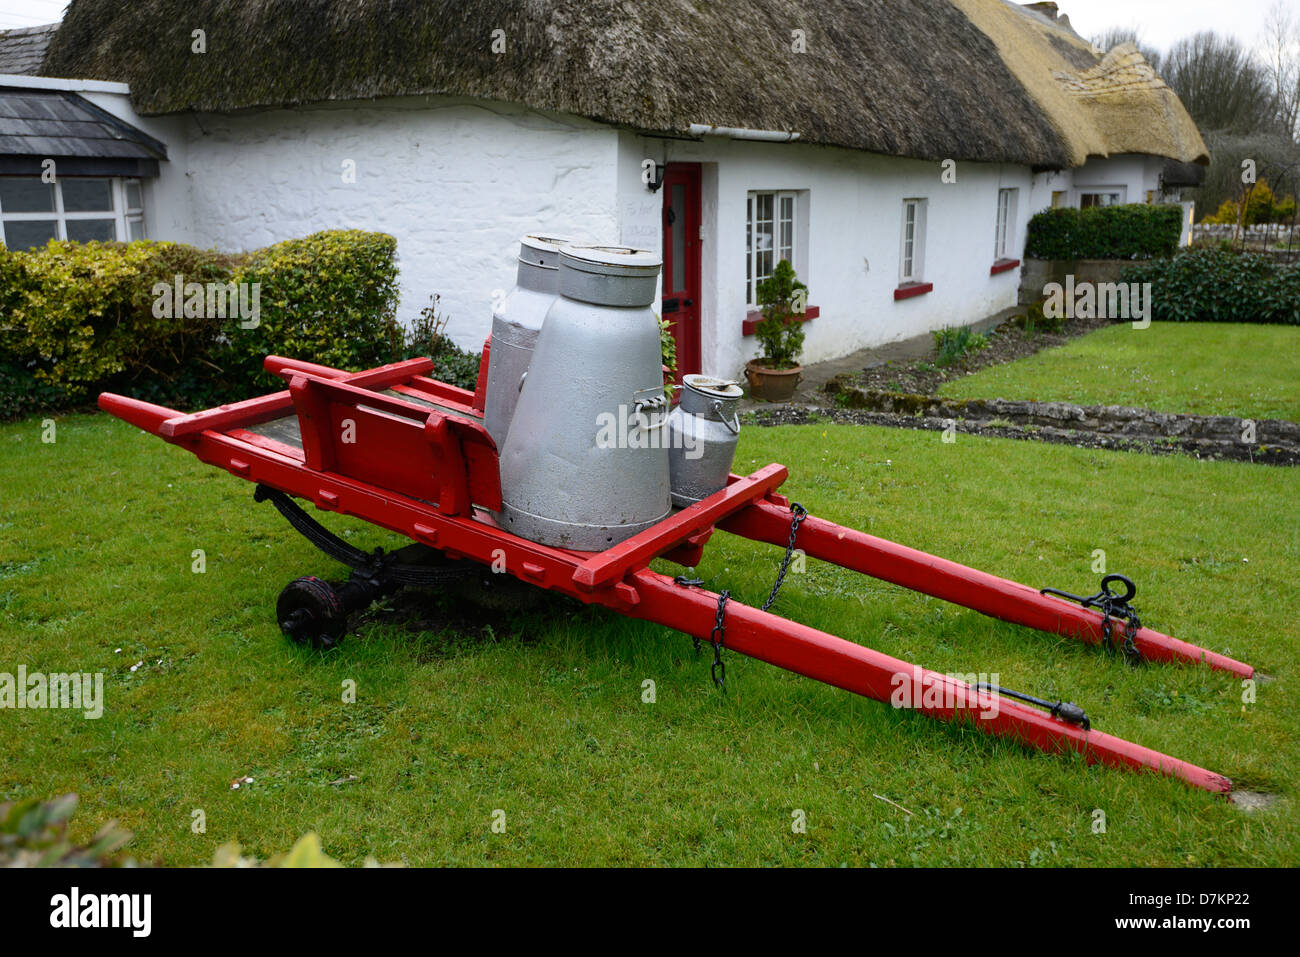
[644,161,665,192]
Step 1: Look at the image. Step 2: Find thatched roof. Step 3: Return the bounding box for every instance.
[0,24,59,76]
[953,0,1209,166]
[39,0,1208,170]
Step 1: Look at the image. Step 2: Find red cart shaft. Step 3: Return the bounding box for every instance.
[722,500,1254,679]
[628,570,1233,794]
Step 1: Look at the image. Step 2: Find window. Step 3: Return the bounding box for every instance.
[0,177,145,250]
[994,188,1018,261]
[1051,190,1068,208]
[1078,188,1124,209]
[899,198,928,283]
[746,190,799,305]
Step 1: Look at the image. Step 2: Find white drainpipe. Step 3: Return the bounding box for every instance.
[688,123,801,142]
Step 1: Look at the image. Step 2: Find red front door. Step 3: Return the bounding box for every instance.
[662,163,702,380]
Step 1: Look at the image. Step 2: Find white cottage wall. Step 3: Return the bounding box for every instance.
[78,90,194,246]
[166,96,622,351]
[618,132,1035,378]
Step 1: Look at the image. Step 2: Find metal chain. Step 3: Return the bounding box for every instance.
[1122,610,1143,666]
[1098,594,1143,666]
[711,590,730,690]
[674,502,807,690]
[1042,574,1145,667]
[761,502,807,613]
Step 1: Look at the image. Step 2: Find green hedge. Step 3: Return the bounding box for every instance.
[0,230,459,420]
[222,230,403,393]
[1025,204,1183,260]
[1120,249,1300,325]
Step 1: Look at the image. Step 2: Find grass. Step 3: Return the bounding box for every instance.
[938,323,1300,422]
[1,412,1298,866]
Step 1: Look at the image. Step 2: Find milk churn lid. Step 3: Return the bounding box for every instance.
[559,244,661,277]
[558,245,662,307]
[519,235,568,270]
[683,374,743,400]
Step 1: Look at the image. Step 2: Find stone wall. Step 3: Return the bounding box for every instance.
[1018,258,1131,305]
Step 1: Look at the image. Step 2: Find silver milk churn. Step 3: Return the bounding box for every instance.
[667,375,744,507]
[483,235,568,449]
[498,245,670,551]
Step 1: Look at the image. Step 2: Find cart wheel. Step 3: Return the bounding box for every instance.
[276,576,347,650]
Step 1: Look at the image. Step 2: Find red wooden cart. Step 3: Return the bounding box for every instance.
[99,353,1253,795]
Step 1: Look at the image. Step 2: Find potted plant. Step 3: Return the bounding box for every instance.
[745,259,808,401]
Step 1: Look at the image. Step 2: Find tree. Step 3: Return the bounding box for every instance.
[1162,32,1278,135]
[1259,0,1300,140]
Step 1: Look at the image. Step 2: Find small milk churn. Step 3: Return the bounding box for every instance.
[498,245,670,551]
[483,235,568,449]
[667,375,744,507]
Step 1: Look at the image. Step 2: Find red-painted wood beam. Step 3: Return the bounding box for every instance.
[721,500,1254,678]
[629,569,1232,794]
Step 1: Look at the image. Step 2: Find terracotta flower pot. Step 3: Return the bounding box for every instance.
[744,360,804,402]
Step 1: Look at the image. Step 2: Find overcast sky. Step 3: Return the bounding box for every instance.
[0,0,64,31]
[0,0,1291,52]
[1064,0,1287,53]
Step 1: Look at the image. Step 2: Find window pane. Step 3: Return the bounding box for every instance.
[65,219,117,243]
[0,178,55,213]
[2,219,58,250]
[125,181,143,210]
[61,178,114,212]
[128,217,145,241]
[746,196,753,304]
[758,247,772,287]
[755,194,773,267]
[779,195,793,262]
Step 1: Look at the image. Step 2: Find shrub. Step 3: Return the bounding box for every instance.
[1121,248,1299,324]
[1204,179,1298,227]
[221,229,403,391]
[2,240,244,405]
[0,230,406,419]
[933,325,989,366]
[0,794,133,868]
[1012,299,1065,335]
[398,294,481,391]
[1025,204,1183,260]
[753,259,808,369]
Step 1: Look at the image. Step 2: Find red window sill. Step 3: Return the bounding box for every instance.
[990,258,1021,276]
[742,305,820,336]
[893,282,933,301]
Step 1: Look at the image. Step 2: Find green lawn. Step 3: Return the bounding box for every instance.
[939,323,1300,423]
[1,412,1297,866]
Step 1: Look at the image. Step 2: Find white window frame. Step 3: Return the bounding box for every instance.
[0,176,145,248]
[746,190,801,306]
[994,188,1018,261]
[899,198,928,284]
[1077,186,1126,209]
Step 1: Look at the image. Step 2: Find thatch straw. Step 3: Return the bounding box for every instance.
[952,0,1209,166]
[40,0,1207,169]
[41,0,1073,166]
